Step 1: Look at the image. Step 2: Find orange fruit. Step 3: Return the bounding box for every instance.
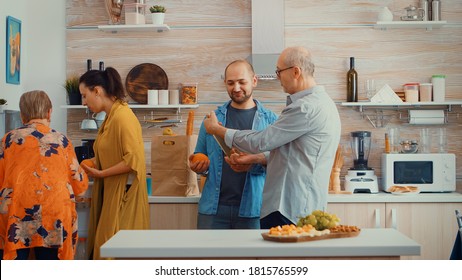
[191,153,208,163]
[81,159,95,169]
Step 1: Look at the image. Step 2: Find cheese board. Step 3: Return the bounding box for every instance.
[261,231,360,243]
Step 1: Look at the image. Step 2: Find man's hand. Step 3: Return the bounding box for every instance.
[188,154,210,174]
[225,154,252,172]
[225,149,266,172]
[203,111,226,138]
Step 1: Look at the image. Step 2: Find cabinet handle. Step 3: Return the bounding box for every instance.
[375,208,381,228]
[391,208,397,229]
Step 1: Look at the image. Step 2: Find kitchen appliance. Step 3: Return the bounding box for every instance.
[81,139,96,158]
[0,110,22,136]
[344,131,379,193]
[382,153,456,192]
[75,146,90,163]
[249,0,284,80]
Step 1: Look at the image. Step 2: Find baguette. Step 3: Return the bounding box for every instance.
[186,111,194,135]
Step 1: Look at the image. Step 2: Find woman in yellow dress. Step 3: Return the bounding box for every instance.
[0,90,88,260]
[79,67,149,259]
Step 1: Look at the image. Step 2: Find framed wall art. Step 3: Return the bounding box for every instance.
[6,16,21,85]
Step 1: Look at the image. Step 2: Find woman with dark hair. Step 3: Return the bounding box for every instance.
[0,90,88,260]
[79,67,149,260]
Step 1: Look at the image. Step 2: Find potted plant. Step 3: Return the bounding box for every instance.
[149,5,166,25]
[64,76,81,105]
[0,98,7,113]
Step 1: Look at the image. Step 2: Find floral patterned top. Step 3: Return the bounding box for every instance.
[0,123,88,260]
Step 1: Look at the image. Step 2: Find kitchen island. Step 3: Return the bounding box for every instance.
[100,228,420,260]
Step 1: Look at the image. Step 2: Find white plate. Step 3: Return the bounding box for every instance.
[391,190,421,195]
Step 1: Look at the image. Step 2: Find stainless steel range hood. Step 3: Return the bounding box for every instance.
[249,0,284,80]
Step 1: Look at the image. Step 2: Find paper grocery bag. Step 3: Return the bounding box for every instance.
[151,135,199,196]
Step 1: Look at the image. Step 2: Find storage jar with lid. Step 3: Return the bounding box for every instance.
[125,3,146,25]
[403,83,419,103]
[419,83,432,102]
[180,83,198,104]
[432,75,445,102]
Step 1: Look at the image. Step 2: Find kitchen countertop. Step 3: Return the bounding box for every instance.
[100,228,420,259]
[148,192,462,204]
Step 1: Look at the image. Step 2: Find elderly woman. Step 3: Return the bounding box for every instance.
[0,90,88,260]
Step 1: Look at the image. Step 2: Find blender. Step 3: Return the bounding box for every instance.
[344,131,379,193]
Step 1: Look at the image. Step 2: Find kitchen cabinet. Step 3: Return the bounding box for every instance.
[149,202,198,229]
[327,201,462,259]
[385,202,461,260]
[327,203,385,228]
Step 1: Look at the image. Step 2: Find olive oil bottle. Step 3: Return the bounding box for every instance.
[346,57,358,102]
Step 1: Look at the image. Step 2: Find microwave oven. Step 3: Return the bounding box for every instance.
[381,153,456,192]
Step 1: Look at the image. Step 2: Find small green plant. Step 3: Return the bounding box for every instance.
[149,5,166,13]
[64,76,80,95]
[0,98,7,105]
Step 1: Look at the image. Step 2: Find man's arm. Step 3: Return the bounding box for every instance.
[203,111,227,138]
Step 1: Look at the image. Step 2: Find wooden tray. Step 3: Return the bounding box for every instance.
[125,63,169,104]
[261,231,360,243]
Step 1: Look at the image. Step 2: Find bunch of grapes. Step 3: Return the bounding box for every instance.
[297,210,340,230]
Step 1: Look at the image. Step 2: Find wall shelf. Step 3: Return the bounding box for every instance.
[374,21,447,30]
[341,100,462,110]
[97,24,170,33]
[61,104,198,113]
[61,104,198,109]
[340,100,462,128]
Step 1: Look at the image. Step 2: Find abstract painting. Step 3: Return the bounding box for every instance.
[6,16,21,84]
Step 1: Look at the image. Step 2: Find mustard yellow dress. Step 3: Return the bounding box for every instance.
[87,100,149,260]
[0,123,88,260]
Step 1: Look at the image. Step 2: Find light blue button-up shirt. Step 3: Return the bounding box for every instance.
[195,100,278,218]
[225,86,341,223]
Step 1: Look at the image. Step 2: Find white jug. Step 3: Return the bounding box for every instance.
[378,7,393,22]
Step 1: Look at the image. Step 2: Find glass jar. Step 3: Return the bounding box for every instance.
[125,3,146,25]
[419,83,432,102]
[403,83,419,103]
[180,83,198,104]
[431,75,446,102]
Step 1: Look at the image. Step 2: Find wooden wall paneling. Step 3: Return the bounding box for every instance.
[285,0,462,24]
[67,0,251,27]
[66,0,462,189]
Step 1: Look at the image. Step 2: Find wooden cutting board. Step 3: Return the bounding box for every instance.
[261,231,360,243]
[125,63,169,104]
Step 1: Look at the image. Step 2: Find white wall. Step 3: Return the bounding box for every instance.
[1,0,67,133]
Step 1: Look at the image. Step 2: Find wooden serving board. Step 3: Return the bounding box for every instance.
[261,231,360,243]
[125,63,169,104]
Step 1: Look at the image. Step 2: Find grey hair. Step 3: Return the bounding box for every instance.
[19,90,52,123]
[283,46,315,76]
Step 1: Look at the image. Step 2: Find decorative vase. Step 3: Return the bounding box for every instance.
[378,7,394,22]
[151,13,165,25]
[105,0,124,25]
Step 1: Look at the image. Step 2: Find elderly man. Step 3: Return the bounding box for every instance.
[204,46,341,228]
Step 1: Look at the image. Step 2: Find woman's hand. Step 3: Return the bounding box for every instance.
[81,164,104,178]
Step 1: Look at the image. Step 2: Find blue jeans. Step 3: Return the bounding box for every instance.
[0,247,59,260]
[197,204,260,229]
[260,211,294,229]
